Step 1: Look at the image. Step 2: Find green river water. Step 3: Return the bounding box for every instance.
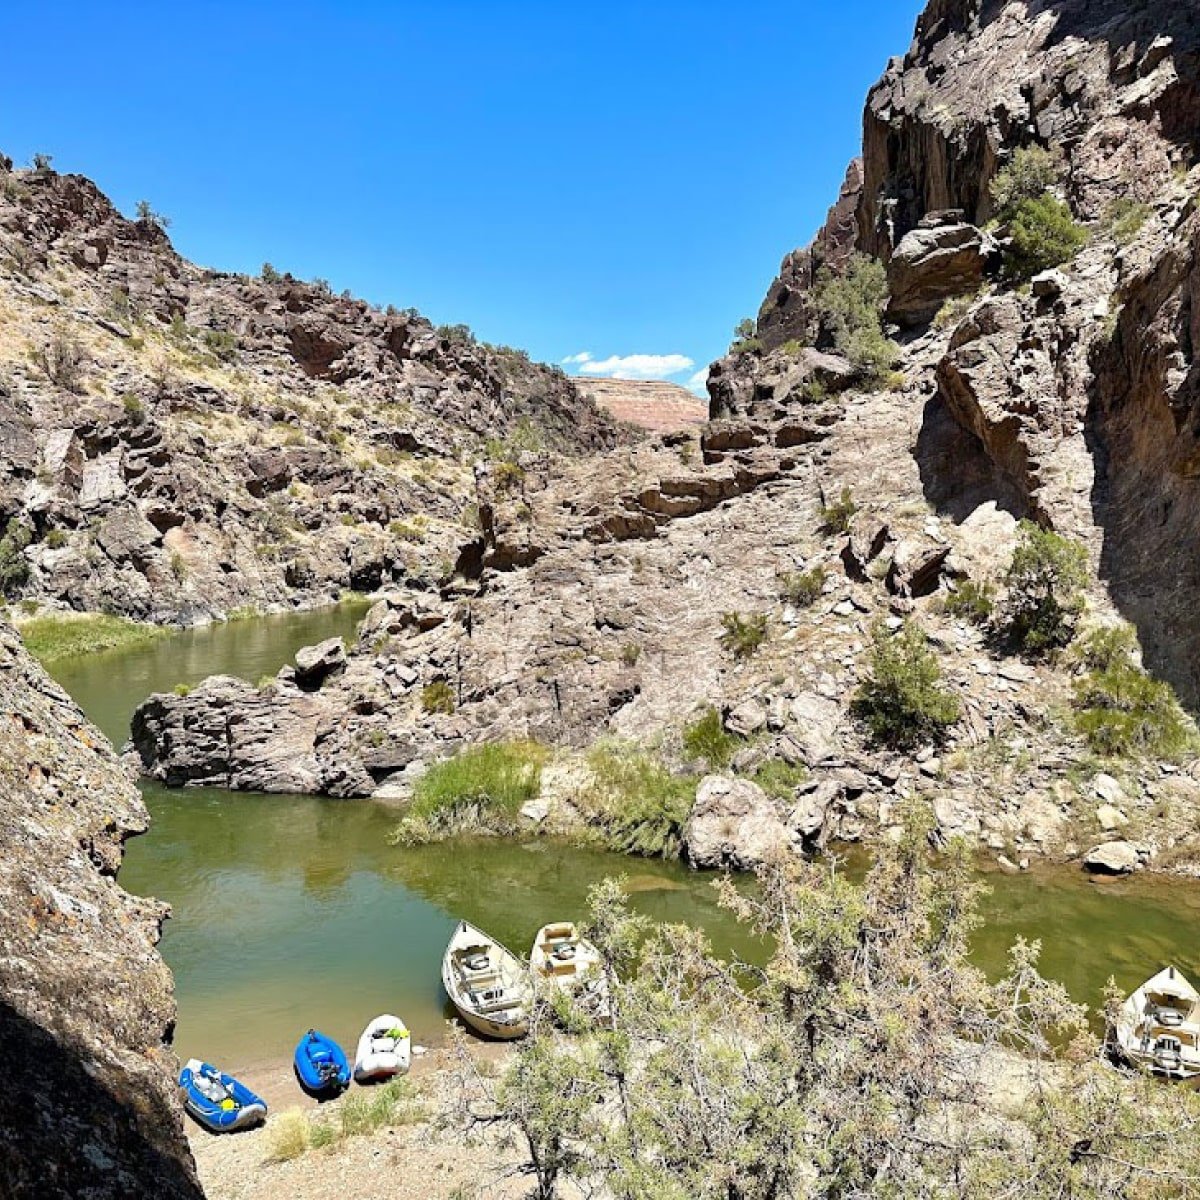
[45,604,1200,1069]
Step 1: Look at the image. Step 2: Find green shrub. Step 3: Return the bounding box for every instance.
[493,459,526,491]
[1002,521,1089,656]
[42,528,66,549]
[437,322,477,346]
[579,745,696,858]
[202,329,238,361]
[719,611,769,660]
[620,643,642,667]
[989,146,1061,220]
[852,621,960,749]
[944,578,995,625]
[421,680,455,714]
[135,199,170,231]
[821,486,857,534]
[261,262,282,283]
[1072,623,1138,673]
[1073,654,1195,760]
[779,566,827,608]
[170,551,188,582]
[1004,194,1087,280]
[0,519,32,597]
[392,741,548,843]
[682,706,739,769]
[121,393,145,423]
[811,253,897,383]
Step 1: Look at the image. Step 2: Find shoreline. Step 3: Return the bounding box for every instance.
[186,1040,526,1200]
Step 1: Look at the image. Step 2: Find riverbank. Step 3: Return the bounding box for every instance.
[188,1043,533,1200]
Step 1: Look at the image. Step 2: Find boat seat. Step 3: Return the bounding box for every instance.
[473,989,518,1014]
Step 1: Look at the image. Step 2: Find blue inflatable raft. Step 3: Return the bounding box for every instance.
[178,1059,268,1133]
[294,1029,351,1094]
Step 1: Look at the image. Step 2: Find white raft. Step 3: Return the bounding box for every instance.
[1111,965,1200,1085]
[530,921,608,1017]
[353,1013,411,1082]
[441,920,531,1040]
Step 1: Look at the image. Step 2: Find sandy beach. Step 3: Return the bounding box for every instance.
[187,1041,532,1200]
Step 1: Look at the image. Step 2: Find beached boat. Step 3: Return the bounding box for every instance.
[353,1013,411,1082]
[178,1059,268,1132]
[530,921,608,1015]
[293,1029,351,1094]
[1111,966,1200,1085]
[441,919,531,1040]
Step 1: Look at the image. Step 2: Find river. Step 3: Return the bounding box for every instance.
[42,604,1200,1068]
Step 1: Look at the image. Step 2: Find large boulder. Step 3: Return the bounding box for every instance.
[683,775,789,870]
[886,213,988,328]
[293,636,348,688]
[1083,841,1142,875]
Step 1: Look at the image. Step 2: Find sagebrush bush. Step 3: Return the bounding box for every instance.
[32,329,86,392]
[779,565,827,608]
[821,487,857,535]
[750,758,808,799]
[421,680,455,714]
[853,621,960,749]
[1002,521,1088,656]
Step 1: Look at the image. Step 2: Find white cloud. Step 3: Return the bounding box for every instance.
[686,368,710,395]
[566,352,695,381]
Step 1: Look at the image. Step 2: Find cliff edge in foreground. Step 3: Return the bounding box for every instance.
[0,620,199,1199]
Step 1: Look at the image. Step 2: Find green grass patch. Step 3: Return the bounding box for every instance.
[682,706,740,769]
[578,744,696,858]
[391,740,548,844]
[19,613,167,663]
[749,758,808,799]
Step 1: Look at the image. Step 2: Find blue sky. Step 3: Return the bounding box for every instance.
[0,2,923,392]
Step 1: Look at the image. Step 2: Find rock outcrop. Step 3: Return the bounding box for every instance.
[885,211,989,327]
[0,160,618,624]
[0,621,198,1198]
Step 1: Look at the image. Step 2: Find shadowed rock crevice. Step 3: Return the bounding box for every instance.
[0,1001,203,1200]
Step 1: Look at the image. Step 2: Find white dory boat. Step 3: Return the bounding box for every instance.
[441,920,531,1040]
[530,921,608,1015]
[353,1013,411,1082]
[1111,965,1200,1085]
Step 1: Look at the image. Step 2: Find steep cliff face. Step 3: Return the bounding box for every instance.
[0,158,617,624]
[859,0,1200,258]
[0,621,199,1199]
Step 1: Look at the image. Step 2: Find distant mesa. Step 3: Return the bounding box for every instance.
[572,377,708,435]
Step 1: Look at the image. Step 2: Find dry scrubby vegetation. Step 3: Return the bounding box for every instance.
[268,1078,425,1162]
[474,809,1200,1199]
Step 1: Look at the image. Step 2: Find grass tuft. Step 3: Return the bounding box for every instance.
[391,741,548,844]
